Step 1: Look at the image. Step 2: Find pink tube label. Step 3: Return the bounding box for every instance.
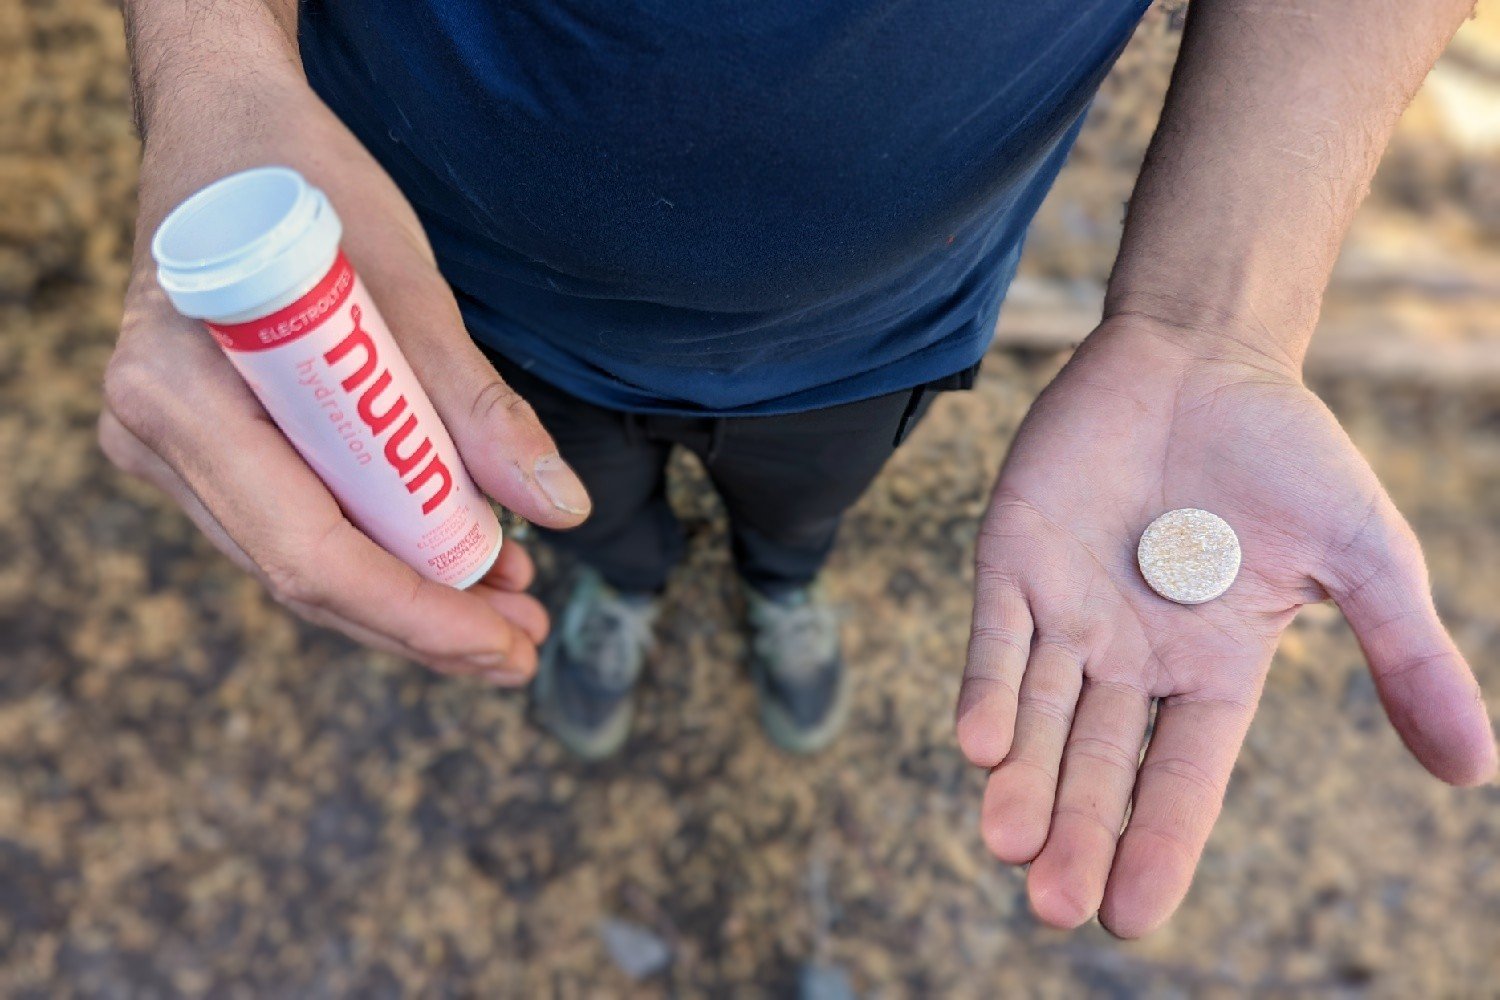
[205,252,501,588]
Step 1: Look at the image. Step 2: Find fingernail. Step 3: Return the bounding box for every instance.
[466,650,509,669]
[481,669,523,687]
[533,452,591,515]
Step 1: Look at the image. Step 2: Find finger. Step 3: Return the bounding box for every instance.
[981,640,1083,864]
[958,567,1033,767]
[269,507,542,680]
[106,306,546,679]
[470,588,550,647]
[1028,679,1151,929]
[481,534,537,592]
[303,600,537,682]
[116,355,540,678]
[1099,696,1253,939]
[107,405,542,678]
[1326,508,1496,787]
[350,245,592,529]
[221,432,534,674]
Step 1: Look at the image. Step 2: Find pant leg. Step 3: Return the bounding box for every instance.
[690,387,938,597]
[482,349,683,594]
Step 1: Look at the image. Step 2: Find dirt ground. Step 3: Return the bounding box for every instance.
[2,1,1499,996]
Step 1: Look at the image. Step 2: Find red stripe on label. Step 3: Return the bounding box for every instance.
[205,252,356,352]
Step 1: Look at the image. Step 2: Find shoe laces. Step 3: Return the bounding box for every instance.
[748,588,841,683]
[564,574,658,689]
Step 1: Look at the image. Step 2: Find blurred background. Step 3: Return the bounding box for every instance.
[2,1,1498,994]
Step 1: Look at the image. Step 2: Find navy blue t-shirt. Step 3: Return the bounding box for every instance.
[301,1,1149,414]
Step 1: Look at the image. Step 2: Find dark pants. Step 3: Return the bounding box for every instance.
[483,349,974,597]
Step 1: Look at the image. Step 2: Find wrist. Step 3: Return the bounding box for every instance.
[137,54,307,146]
[1100,278,1316,380]
[132,71,321,270]
[1082,309,1308,386]
[1101,195,1338,378]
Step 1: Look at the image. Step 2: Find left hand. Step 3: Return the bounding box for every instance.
[957,316,1496,937]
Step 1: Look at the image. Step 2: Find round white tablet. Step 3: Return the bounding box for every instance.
[1137,508,1241,605]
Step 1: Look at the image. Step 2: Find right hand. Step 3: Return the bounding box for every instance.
[100,74,591,683]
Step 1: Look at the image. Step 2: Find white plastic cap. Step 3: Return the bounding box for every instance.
[152,166,343,322]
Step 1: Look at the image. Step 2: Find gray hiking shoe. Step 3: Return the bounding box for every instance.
[743,581,849,754]
[534,568,659,761]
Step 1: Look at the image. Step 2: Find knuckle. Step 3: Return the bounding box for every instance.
[1372,647,1453,685]
[1067,735,1140,777]
[974,522,1015,552]
[979,495,1043,537]
[994,754,1057,787]
[1016,689,1074,728]
[1334,495,1423,587]
[261,559,324,611]
[969,623,1029,653]
[1033,631,1089,664]
[1052,801,1122,842]
[102,353,174,447]
[96,412,144,474]
[960,673,1019,708]
[1128,817,1204,869]
[470,378,536,429]
[1384,520,1427,576]
[101,354,152,423]
[263,521,348,611]
[973,554,1023,592]
[1140,753,1222,801]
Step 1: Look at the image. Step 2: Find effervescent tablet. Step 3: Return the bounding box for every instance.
[1137,508,1241,605]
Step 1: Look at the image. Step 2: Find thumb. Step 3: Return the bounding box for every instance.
[1325,499,1496,786]
[355,244,592,529]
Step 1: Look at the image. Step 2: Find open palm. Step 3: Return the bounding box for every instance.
[957,318,1495,937]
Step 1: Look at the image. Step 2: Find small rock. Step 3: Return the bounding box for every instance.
[800,963,857,1000]
[598,918,671,980]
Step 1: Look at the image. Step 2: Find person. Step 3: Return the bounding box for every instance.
[102,0,1496,938]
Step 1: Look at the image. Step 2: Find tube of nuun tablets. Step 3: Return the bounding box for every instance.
[151,166,502,589]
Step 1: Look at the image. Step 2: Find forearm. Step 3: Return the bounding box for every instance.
[1104,0,1475,369]
[125,0,303,139]
[122,0,319,268]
